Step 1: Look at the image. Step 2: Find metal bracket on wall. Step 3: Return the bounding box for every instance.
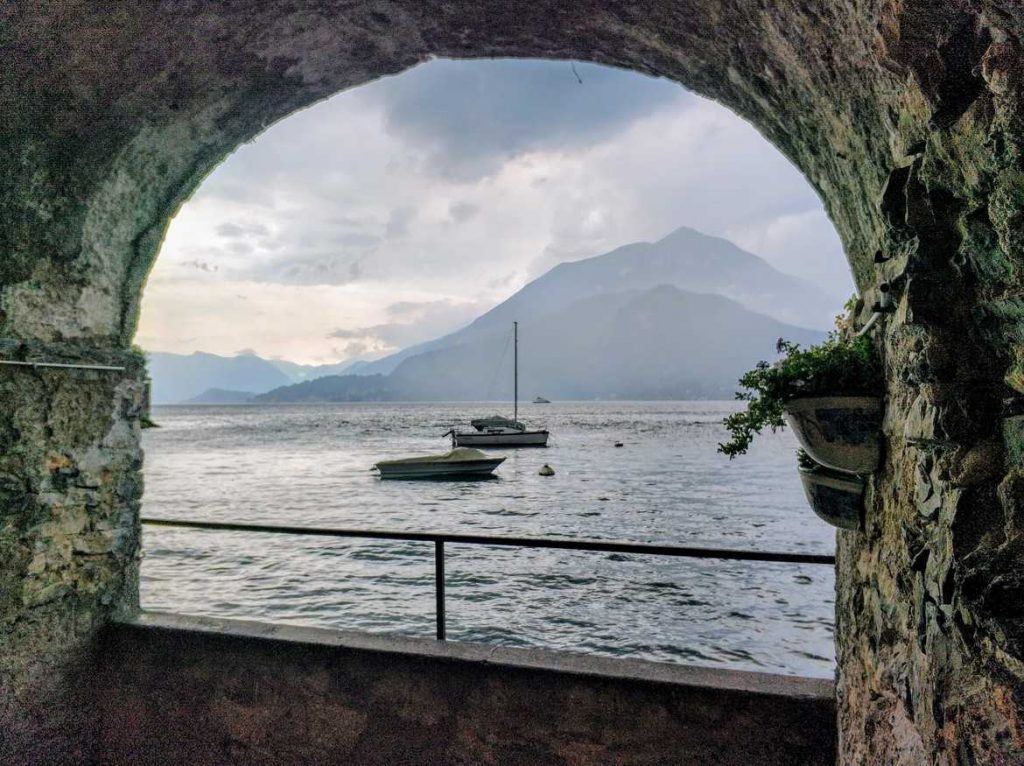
[856,282,894,338]
[0,359,127,372]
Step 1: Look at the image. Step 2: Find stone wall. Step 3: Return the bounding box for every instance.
[1,1,1023,763]
[0,342,146,761]
[834,7,1024,761]
[92,613,837,766]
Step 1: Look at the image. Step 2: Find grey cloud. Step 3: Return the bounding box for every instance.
[371,59,690,180]
[527,240,611,281]
[384,300,446,319]
[383,299,478,326]
[340,340,371,358]
[332,231,381,248]
[486,273,518,290]
[253,252,367,286]
[327,327,366,340]
[216,221,270,238]
[327,326,379,340]
[328,214,377,228]
[448,201,479,224]
[226,241,254,256]
[385,206,416,239]
[328,300,483,350]
[181,259,218,273]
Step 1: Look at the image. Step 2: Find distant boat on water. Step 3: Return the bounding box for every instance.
[533,396,551,404]
[450,322,549,448]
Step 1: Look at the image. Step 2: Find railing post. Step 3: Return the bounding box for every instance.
[434,539,446,641]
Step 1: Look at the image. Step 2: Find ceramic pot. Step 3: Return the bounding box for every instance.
[784,396,882,474]
[798,465,864,531]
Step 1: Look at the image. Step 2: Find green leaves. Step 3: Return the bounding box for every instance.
[718,333,882,458]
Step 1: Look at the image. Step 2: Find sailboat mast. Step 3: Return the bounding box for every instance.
[513,321,518,425]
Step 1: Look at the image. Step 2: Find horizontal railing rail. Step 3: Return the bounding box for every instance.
[141,517,836,641]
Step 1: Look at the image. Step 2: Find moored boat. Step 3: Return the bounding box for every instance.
[533,396,551,404]
[451,322,549,448]
[373,447,505,480]
[452,428,549,447]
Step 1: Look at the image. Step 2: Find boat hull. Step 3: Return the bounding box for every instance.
[376,458,505,480]
[454,430,549,447]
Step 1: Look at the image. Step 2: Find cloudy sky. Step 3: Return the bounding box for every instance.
[137,59,854,365]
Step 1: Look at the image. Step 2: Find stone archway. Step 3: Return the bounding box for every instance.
[2,2,1022,763]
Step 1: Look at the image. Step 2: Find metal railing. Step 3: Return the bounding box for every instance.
[141,517,835,641]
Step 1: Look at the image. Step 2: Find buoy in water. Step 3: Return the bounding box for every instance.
[614,441,624,447]
[539,464,555,476]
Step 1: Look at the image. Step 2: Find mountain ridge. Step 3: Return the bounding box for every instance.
[147,226,839,403]
[256,284,826,402]
[351,225,840,377]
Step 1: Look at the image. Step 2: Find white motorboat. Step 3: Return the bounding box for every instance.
[373,447,505,480]
[533,396,551,404]
[450,322,549,448]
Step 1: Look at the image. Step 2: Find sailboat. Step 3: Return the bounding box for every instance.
[448,322,550,448]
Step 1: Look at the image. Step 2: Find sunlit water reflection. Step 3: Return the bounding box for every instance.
[141,401,836,677]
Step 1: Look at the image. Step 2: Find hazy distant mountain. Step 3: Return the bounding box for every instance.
[147,352,292,404]
[256,374,397,403]
[256,286,826,402]
[150,227,839,403]
[353,226,841,377]
[182,388,257,405]
[147,352,373,404]
[266,358,366,382]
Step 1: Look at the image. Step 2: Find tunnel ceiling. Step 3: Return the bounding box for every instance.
[1,0,969,344]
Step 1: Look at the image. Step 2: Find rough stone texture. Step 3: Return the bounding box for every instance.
[2,1,1024,763]
[92,613,837,765]
[0,342,146,763]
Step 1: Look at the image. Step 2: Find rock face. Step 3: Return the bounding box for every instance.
[1,1,1023,763]
[0,342,146,761]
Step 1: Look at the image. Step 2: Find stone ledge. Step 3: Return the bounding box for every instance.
[118,610,835,701]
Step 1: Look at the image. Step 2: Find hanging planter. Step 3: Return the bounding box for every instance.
[784,396,882,473]
[797,450,864,530]
[718,328,884,474]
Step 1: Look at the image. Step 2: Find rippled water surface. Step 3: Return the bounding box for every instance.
[141,402,836,677]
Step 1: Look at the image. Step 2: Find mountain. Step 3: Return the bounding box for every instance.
[146,352,373,404]
[266,358,366,382]
[148,227,839,403]
[255,286,826,402]
[146,352,292,404]
[182,388,257,405]
[352,226,841,377]
[255,374,396,403]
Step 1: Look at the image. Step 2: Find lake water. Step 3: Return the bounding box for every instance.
[140,401,836,678]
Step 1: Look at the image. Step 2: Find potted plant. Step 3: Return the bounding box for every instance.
[718,332,883,473]
[796,449,864,530]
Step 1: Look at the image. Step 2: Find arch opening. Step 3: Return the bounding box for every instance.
[135,57,852,680]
